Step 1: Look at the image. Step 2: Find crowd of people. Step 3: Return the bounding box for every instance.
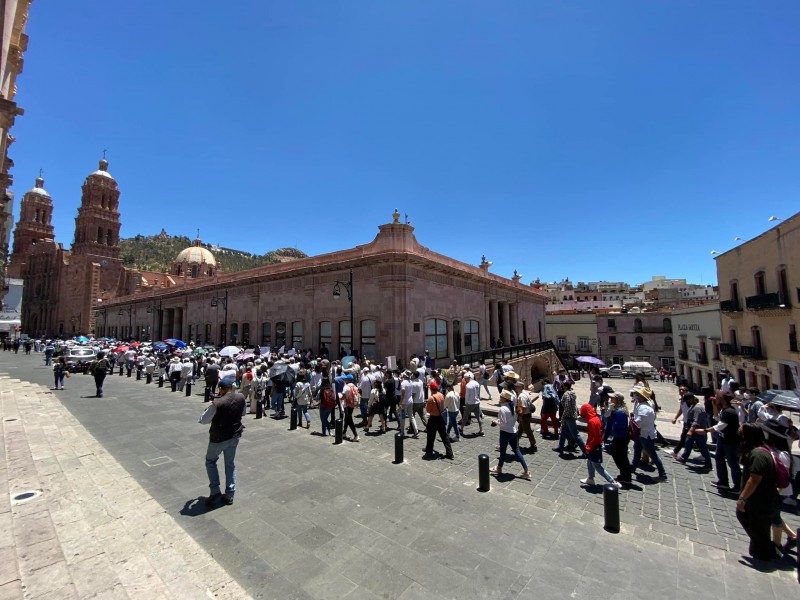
[11,337,800,565]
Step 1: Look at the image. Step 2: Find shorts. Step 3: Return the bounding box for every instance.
[463,404,482,422]
[368,402,385,416]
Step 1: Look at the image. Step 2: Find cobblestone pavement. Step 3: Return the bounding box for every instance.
[1,352,798,599]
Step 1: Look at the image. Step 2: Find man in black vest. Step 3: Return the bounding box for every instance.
[204,358,219,402]
[199,371,246,506]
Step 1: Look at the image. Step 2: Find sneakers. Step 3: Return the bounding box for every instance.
[204,492,222,506]
[580,478,596,486]
[221,496,234,506]
[674,456,686,464]
[610,480,622,489]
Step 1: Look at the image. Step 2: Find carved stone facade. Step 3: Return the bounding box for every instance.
[0,0,34,306]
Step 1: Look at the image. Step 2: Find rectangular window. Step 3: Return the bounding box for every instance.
[291,321,303,349]
[361,319,377,361]
[261,322,271,346]
[241,323,250,345]
[556,336,567,350]
[319,321,332,353]
[608,336,617,346]
[578,337,589,351]
[205,324,212,345]
[230,323,239,345]
[219,324,227,346]
[339,320,352,355]
[425,318,448,359]
[464,320,479,350]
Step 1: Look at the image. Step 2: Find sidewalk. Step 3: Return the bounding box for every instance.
[0,374,251,599]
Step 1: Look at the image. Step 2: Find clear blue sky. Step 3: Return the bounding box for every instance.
[10,1,800,287]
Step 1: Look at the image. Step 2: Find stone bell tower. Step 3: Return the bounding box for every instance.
[7,174,55,278]
[72,158,121,260]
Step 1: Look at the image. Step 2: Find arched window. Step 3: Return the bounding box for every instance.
[635,336,644,347]
[241,323,250,345]
[754,271,766,296]
[664,336,673,348]
[291,321,303,348]
[425,318,448,359]
[230,323,239,344]
[663,318,672,332]
[191,265,199,278]
[634,318,642,332]
[107,229,113,246]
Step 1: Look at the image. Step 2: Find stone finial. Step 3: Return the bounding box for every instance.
[392,209,400,223]
[479,255,492,271]
[512,270,522,283]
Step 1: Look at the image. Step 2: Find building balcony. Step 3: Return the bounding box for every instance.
[719,343,737,355]
[678,350,688,360]
[739,345,765,360]
[720,299,740,312]
[664,345,674,352]
[745,292,788,311]
[695,354,709,365]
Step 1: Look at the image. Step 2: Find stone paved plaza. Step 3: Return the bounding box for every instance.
[1,351,798,599]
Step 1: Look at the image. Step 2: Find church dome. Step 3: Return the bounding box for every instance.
[27,177,50,197]
[175,238,216,267]
[89,159,116,182]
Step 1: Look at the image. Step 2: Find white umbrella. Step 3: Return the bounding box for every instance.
[219,345,242,357]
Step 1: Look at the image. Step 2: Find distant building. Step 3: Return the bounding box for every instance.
[715,212,799,391]
[545,313,599,368]
[671,303,722,392]
[597,311,675,370]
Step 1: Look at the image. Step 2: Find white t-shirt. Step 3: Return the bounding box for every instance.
[411,379,424,403]
[465,380,481,405]
[401,380,413,405]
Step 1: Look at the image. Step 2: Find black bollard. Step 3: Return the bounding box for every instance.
[158,375,164,388]
[394,432,404,464]
[185,382,192,397]
[290,406,298,430]
[334,418,343,445]
[127,369,132,378]
[136,370,141,381]
[256,397,263,419]
[796,527,799,581]
[478,453,490,492]
[204,386,211,402]
[146,372,152,384]
[603,484,620,533]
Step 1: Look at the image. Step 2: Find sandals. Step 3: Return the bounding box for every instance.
[489,466,501,474]
[518,472,531,480]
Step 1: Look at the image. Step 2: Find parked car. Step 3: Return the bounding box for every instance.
[599,364,626,378]
[65,347,97,372]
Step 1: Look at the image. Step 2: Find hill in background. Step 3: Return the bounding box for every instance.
[119,231,306,274]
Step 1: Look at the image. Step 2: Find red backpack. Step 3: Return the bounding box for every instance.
[759,446,792,490]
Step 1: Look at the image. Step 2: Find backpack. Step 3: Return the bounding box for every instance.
[759,446,792,493]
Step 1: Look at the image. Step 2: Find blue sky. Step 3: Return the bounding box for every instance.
[9,1,800,287]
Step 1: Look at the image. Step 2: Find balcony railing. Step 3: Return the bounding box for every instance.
[719,343,738,355]
[745,292,788,311]
[740,345,765,360]
[720,299,740,312]
[678,350,688,360]
[695,354,709,365]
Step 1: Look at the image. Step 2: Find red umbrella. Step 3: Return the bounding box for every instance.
[112,345,129,353]
[130,342,142,348]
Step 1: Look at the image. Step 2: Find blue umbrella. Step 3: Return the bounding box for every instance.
[152,341,168,351]
[76,336,89,343]
[164,338,188,349]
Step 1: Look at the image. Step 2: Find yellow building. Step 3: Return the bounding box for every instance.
[715,212,799,391]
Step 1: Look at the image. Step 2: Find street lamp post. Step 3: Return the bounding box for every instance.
[332,269,354,356]
[210,291,228,346]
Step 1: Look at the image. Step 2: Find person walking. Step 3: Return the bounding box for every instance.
[702,393,742,492]
[318,381,336,436]
[53,355,67,390]
[90,351,112,398]
[489,390,531,480]
[341,374,360,442]
[424,382,454,459]
[670,385,691,457]
[444,381,461,441]
[630,386,668,481]
[365,379,387,434]
[555,381,585,455]
[539,378,560,438]
[199,371,246,507]
[579,403,622,488]
[606,393,633,483]
[461,371,485,436]
[398,370,419,438]
[410,370,427,427]
[515,382,538,453]
[675,393,712,470]
[294,369,312,429]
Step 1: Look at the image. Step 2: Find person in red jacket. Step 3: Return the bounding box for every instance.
[579,403,622,489]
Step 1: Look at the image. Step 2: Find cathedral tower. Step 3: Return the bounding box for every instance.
[7,175,55,278]
[72,158,121,259]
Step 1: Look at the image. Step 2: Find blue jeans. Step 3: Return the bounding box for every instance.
[319,408,332,435]
[498,430,527,471]
[681,433,712,467]
[205,436,240,498]
[446,410,461,438]
[714,439,741,489]
[271,388,285,413]
[296,403,310,424]
[587,457,615,483]
[602,413,614,442]
[557,418,586,454]
[632,436,667,478]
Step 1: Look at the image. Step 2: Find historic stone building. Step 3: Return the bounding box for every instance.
[97,212,548,365]
[597,310,675,370]
[716,212,799,391]
[0,0,34,306]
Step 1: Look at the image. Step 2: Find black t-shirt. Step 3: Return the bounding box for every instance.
[718,406,740,445]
